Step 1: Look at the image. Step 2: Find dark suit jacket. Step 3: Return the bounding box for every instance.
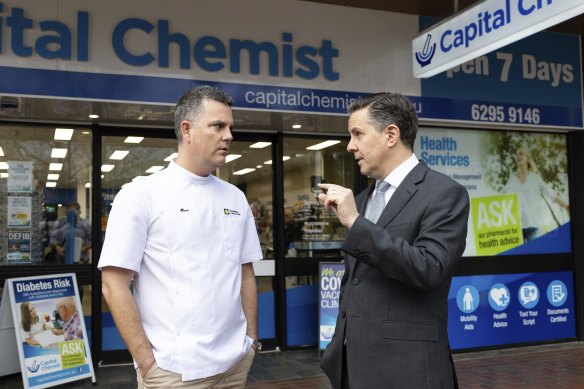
[321,161,470,389]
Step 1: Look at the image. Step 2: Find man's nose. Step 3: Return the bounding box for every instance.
[347,140,356,152]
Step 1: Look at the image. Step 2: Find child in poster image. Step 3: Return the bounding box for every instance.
[504,147,570,242]
[20,302,50,346]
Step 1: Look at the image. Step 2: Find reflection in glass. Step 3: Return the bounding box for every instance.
[283,137,353,258]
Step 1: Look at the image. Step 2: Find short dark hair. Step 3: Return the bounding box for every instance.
[348,92,418,148]
[174,85,233,142]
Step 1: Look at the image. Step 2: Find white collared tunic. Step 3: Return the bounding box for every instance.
[98,161,263,380]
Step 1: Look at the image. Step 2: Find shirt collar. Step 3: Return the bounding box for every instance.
[381,153,419,189]
[168,159,212,185]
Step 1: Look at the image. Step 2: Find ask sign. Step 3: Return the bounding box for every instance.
[413,0,584,78]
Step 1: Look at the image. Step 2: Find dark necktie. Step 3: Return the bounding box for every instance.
[366,181,390,223]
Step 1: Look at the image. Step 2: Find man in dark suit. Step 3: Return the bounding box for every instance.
[318,92,469,389]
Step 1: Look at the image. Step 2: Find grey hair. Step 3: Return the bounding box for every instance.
[174,85,233,142]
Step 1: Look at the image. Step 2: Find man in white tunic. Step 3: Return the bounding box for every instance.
[99,86,263,388]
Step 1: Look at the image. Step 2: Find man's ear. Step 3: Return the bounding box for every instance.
[385,124,400,148]
[181,120,191,143]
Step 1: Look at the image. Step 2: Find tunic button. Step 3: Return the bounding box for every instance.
[352,278,359,285]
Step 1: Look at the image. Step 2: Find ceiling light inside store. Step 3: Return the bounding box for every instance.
[101,164,115,172]
[85,182,91,188]
[0,162,8,170]
[145,166,164,173]
[250,142,271,149]
[164,152,178,161]
[0,146,4,156]
[54,128,74,141]
[51,148,68,158]
[263,156,291,165]
[0,173,7,178]
[233,168,256,175]
[47,174,59,180]
[306,140,341,150]
[125,136,144,143]
[226,154,242,163]
[49,163,63,171]
[292,124,302,129]
[256,165,262,168]
[109,150,130,160]
[46,182,57,187]
[89,114,99,119]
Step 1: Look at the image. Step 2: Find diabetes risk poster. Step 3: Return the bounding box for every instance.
[414,128,570,257]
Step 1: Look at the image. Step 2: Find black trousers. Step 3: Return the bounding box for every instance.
[342,344,351,389]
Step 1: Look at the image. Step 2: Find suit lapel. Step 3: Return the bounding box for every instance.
[376,161,428,227]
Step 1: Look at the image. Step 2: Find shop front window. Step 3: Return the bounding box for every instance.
[282,136,353,347]
[0,124,92,266]
[283,137,353,259]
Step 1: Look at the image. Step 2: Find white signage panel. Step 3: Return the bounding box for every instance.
[413,0,584,78]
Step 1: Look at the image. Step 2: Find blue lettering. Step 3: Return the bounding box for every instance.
[112,18,155,66]
[230,39,279,76]
[0,3,340,81]
[282,32,293,77]
[7,7,33,57]
[296,45,319,79]
[0,3,3,53]
[518,0,536,15]
[319,40,339,81]
[158,20,190,69]
[440,30,453,52]
[77,11,88,61]
[36,21,71,60]
[194,36,226,72]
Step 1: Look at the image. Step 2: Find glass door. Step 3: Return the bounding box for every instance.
[214,137,277,347]
[99,131,177,363]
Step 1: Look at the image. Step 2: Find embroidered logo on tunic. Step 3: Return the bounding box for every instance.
[223,208,240,216]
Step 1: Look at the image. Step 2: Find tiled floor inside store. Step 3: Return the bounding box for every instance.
[1,342,583,388]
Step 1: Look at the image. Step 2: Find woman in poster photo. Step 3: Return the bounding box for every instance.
[20,302,49,346]
[504,147,570,242]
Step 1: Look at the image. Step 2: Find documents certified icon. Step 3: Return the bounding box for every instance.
[547,280,568,307]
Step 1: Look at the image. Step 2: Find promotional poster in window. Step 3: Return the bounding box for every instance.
[414,128,570,256]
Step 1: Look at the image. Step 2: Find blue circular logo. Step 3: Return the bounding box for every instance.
[488,283,511,311]
[456,285,479,313]
[518,282,539,309]
[547,280,568,307]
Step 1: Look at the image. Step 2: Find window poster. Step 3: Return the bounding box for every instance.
[1,274,95,388]
[7,196,32,227]
[7,231,32,263]
[318,262,345,351]
[7,161,34,193]
[414,128,570,256]
[448,271,575,350]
